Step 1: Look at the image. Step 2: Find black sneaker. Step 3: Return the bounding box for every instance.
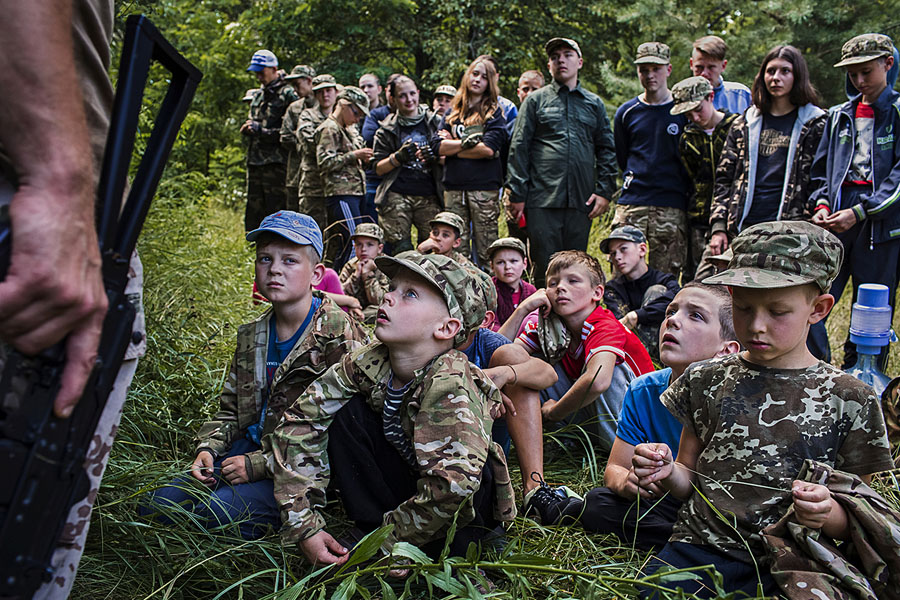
[522,472,581,525]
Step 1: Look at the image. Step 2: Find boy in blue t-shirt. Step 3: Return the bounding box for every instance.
[140,212,366,539]
[558,282,739,549]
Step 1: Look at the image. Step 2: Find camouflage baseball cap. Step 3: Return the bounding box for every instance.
[434,84,457,97]
[285,64,316,80]
[834,34,895,67]
[350,222,384,243]
[430,211,465,236]
[670,76,714,115]
[241,88,260,102]
[546,37,582,58]
[634,42,670,65]
[599,225,646,254]
[246,210,324,259]
[337,85,370,116]
[311,74,337,91]
[374,253,486,345]
[703,221,843,292]
[488,237,527,260]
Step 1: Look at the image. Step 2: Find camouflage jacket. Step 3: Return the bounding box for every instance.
[280,96,316,188]
[315,116,366,197]
[710,104,826,237]
[244,73,299,166]
[268,342,516,550]
[763,460,900,600]
[297,106,331,198]
[194,292,367,481]
[679,111,738,225]
[338,256,390,308]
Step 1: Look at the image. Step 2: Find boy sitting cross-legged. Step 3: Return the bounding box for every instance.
[558,282,739,548]
[633,221,896,598]
[416,211,472,266]
[140,211,367,539]
[268,253,515,566]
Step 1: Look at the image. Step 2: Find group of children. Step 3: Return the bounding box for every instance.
[142,29,900,599]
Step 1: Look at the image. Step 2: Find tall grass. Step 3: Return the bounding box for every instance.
[72,177,900,599]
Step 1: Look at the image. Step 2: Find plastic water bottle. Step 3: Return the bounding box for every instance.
[845,283,894,396]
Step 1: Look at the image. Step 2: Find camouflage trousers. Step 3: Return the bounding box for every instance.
[298,194,329,236]
[686,224,720,282]
[443,189,501,268]
[377,191,442,254]
[613,204,687,280]
[245,163,288,231]
[285,185,299,212]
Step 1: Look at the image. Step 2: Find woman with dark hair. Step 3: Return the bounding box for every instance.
[709,45,826,254]
[431,57,509,267]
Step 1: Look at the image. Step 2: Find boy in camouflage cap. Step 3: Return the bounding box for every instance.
[268,252,515,566]
[338,222,389,322]
[633,221,894,598]
[416,211,472,265]
[140,211,367,539]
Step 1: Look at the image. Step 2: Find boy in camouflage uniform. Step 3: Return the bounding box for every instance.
[268,253,515,566]
[140,212,366,539]
[338,222,390,322]
[241,50,299,230]
[297,74,339,233]
[280,65,317,210]
[633,221,895,598]
[416,211,472,266]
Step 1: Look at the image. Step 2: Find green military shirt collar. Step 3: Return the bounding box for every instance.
[550,78,586,97]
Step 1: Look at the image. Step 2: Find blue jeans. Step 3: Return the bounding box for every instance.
[138,438,279,540]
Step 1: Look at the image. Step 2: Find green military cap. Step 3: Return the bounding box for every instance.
[241,88,260,102]
[311,74,337,91]
[285,64,316,80]
[703,221,843,292]
[337,85,370,116]
[599,225,646,254]
[670,76,714,115]
[350,223,384,244]
[487,237,527,260]
[429,211,466,236]
[434,84,457,97]
[545,37,582,58]
[374,253,486,344]
[834,33,895,67]
[634,42,671,65]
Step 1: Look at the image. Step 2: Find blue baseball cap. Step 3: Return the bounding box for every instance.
[246,211,324,259]
[247,50,278,72]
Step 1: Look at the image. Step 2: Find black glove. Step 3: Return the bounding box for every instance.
[394,139,417,164]
[460,125,484,150]
[247,121,261,135]
[418,142,437,166]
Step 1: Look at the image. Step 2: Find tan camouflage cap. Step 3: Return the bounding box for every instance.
[834,34,895,67]
[670,76,714,115]
[545,37,582,58]
[434,84,457,97]
[285,64,316,80]
[337,85,370,116]
[430,211,466,236]
[350,222,384,243]
[634,42,671,65]
[703,221,843,292]
[241,88,260,102]
[488,237,527,260]
[375,253,486,344]
[311,74,337,91]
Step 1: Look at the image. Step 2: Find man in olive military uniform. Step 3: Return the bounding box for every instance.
[281,65,317,210]
[242,50,299,230]
[297,74,339,232]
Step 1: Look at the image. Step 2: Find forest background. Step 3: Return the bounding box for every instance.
[73,1,900,598]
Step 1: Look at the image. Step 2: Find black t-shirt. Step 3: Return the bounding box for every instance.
[745,109,797,227]
[389,120,437,197]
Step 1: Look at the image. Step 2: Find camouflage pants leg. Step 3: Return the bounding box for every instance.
[378,192,441,254]
[443,189,501,267]
[285,185,299,212]
[612,204,687,280]
[682,224,710,282]
[298,194,329,237]
[245,163,288,231]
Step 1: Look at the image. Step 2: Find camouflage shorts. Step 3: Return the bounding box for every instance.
[443,189,501,268]
[377,191,442,253]
[613,204,687,280]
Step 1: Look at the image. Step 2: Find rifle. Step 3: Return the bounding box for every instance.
[0,15,201,597]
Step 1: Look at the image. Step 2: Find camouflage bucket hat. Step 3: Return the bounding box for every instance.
[670,76,714,115]
[834,33,895,67]
[545,37,582,58]
[429,211,466,236]
[707,246,733,265]
[311,74,337,91]
[465,264,498,314]
[285,64,316,80]
[338,85,370,116]
[374,253,485,345]
[434,84,457,97]
[634,42,670,65]
[488,237,527,260]
[350,222,384,243]
[599,225,646,254]
[703,221,843,291]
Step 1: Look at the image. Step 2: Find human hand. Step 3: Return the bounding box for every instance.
[522,288,552,317]
[632,443,674,487]
[394,140,417,164]
[586,194,610,219]
[417,143,437,165]
[298,530,350,566]
[507,201,525,222]
[619,311,638,331]
[359,258,376,276]
[709,232,729,255]
[822,208,858,234]
[541,398,561,422]
[437,129,451,140]
[353,147,374,162]
[190,451,216,487]
[811,207,830,226]
[417,238,439,254]
[221,454,250,485]
[460,125,485,149]
[791,482,833,529]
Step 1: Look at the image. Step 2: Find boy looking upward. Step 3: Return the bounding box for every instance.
[690,35,751,115]
[633,221,894,597]
[416,211,472,265]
